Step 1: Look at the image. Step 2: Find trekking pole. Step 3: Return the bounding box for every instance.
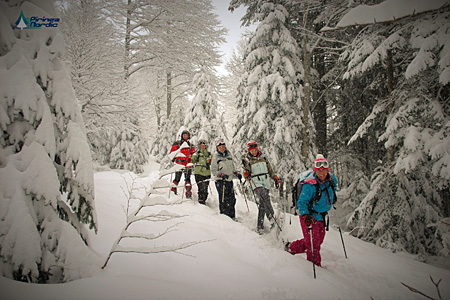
[333,206,348,258]
[239,179,250,212]
[222,179,225,203]
[169,173,173,199]
[338,224,348,259]
[309,226,316,279]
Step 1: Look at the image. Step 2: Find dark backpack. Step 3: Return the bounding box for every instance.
[291,171,337,213]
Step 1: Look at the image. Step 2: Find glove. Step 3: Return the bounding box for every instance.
[244,171,251,180]
[302,214,314,227]
[217,173,229,180]
[274,175,280,188]
[234,171,242,180]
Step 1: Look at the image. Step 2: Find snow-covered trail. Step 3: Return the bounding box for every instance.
[1,164,450,300]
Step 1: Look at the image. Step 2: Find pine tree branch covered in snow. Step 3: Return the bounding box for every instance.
[102,175,212,269]
[342,3,450,256]
[0,1,99,282]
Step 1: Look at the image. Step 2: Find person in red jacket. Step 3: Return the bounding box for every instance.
[169,130,195,198]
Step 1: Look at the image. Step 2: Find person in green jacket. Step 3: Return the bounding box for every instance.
[191,139,212,205]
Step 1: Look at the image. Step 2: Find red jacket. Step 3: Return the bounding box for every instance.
[170,140,195,167]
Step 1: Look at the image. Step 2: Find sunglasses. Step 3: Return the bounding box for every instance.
[314,160,329,169]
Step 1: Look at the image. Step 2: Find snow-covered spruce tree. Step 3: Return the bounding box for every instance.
[184,67,221,145]
[150,109,184,162]
[109,115,148,173]
[345,5,450,256]
[0,1,99,282]
[230,1,311,184]
[59,1,149,172]
[223,38,247,143]
[143,0,225,160]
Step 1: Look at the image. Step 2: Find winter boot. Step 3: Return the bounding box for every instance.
[257,227,264,235]
[171,181,178,195]
[185,182,192,198]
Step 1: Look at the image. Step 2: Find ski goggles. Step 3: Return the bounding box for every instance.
[248,143,258,150]
[314,160,329,169]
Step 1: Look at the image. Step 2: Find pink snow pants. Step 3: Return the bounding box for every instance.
[287,216,326,266]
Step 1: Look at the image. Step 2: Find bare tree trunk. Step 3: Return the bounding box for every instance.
[166,70,172,117]
[124,0,132,80]
[386,49,395,164]
[301,11,312,161]
[153,77,162,128]
[313,51,327,156]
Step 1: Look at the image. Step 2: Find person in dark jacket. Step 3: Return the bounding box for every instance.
[191,139,212,205]
[169,130,195,198]
[285,154,338,267]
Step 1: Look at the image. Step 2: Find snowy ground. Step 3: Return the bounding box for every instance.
[1,158,450,300]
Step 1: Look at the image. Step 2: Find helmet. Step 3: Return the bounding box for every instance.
[247,140,258,151]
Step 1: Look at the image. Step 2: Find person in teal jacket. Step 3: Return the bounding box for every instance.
[191,139,212,205]
[285,154,337,267]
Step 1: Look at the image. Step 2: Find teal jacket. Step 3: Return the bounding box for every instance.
[297,173,338,221]
[242,151,276,190]
[191,148,212,176]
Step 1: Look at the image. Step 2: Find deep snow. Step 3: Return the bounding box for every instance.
[1,158,450,300]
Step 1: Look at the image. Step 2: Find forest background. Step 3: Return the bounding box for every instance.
[0,0,449,283]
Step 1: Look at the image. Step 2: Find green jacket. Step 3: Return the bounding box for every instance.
[242,151,276,189]
[191,148,212,176]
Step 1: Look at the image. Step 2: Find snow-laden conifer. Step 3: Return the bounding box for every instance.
[344,5,450,255]
[59,1,149,173]
[184,67,221,145]
[0,1,99,282]
[231,1,311,183]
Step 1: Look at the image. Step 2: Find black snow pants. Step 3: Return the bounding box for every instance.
[215,180,236,219]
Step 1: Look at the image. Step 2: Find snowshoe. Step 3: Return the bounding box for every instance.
[269,220,276,230]
[171,186,177,195]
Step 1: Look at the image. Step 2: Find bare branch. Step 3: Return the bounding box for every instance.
[401,276,444,300]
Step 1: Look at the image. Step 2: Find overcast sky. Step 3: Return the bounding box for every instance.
[211,0,253,75]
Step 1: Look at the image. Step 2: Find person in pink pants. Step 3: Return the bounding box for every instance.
[285,154,337,267]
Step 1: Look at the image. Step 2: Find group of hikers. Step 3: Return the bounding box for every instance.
[168,130,338,267]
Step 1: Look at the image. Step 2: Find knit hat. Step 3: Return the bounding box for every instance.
[313,154,329,172]
[216,138,225,147]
